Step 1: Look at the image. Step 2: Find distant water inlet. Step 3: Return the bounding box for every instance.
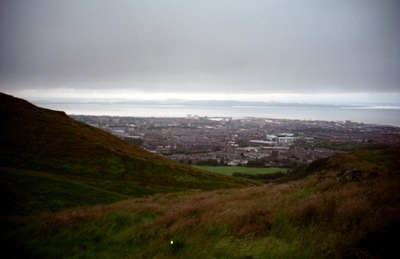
[35,103,400,127]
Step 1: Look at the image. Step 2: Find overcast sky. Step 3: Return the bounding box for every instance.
[1,0,399,104]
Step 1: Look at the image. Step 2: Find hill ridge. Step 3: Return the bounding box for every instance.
[0,92,248,204]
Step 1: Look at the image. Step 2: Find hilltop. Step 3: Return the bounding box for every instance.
[0,92,249,215]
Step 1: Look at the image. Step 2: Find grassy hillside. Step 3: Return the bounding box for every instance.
[0,93,250,205]
[2,149,399,258]
[0,167,126,216]
[307,148,400,174]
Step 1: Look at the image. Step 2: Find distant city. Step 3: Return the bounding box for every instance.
[35,99,400,127]
[72,115,400,168]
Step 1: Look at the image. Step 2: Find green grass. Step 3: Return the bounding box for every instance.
[0,164,252,217]
[307,148,400,174]
[3,158,399,258]
[0,92,250,196]
[0,188,319,258]
[0,167,128,216]
[313,140,389,152]
[192,165,288,176]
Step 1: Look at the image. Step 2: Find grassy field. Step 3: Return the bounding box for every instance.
[192,165,288,176]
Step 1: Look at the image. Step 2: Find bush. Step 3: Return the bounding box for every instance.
[196,159,220,166]
[246,159,266,167]
[232,171,286,182]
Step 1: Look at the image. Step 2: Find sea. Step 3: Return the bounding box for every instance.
[35,102,400,127]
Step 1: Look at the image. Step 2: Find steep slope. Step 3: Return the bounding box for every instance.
[306,148,400,176]
[271,147,400,184]
[0,93,248,202]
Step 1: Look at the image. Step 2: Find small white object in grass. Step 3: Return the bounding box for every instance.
[171,240,173,245]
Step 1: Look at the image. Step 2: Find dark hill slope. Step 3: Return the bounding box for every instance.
[307,148,400,175]
[274,148,400,184]
[0,93,172,171]
[0,93,247,196]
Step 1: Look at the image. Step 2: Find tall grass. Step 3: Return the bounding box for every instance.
[3,165,399,258]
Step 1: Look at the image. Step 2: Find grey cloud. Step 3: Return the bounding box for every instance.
[0,0,399,95]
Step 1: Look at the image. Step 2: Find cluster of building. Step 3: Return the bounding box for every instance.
[72,115,400,168]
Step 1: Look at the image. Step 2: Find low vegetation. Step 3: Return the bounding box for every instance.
[193,165,292,183]
[2,149,399,258]
[0,167,126,216]
[313,139,389,152]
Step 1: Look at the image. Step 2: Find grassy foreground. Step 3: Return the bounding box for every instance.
[2,154,399,258]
